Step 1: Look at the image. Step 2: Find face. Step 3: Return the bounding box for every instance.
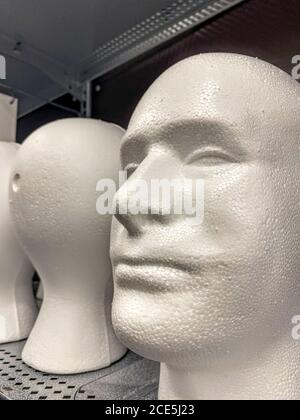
[111,54,300,367]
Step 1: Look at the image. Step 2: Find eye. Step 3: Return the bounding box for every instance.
[124,163,139,177]
[185,148,237,166]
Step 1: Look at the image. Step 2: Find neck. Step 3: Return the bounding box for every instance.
[22,277,126,374]
[159,335,300,400]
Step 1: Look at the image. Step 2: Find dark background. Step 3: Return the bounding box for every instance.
[16,103,76,143]
[92,0,300,129]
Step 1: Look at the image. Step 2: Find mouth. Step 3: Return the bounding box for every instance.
[113,257,195,293]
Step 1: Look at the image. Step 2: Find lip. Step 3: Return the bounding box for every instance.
[113,258,194,293]
[113,255,193,272]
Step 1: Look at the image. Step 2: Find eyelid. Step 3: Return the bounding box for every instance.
[184,147,238,165]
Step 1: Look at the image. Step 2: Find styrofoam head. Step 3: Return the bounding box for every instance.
[0,142,20,263]
[10,118,123,291]
[9,118,127,373]
[111,53,300,368]
[0,93,18,142]
[0,141,36,344]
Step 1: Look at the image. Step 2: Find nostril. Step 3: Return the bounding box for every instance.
[12,173,21,193]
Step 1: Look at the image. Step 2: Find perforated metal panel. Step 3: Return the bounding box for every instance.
[81,0,246,81]
[0,342,159,400]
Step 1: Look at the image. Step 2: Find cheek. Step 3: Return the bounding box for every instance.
[198,165,275,249]
[200,166,293,299]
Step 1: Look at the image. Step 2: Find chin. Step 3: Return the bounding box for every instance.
[112,289,255,367]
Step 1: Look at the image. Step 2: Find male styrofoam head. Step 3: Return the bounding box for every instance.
[111,53,300,367]
[10,118,123,299]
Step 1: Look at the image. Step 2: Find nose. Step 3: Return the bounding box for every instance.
[113,149,180,236]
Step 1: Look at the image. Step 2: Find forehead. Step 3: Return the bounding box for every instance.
[122,55,300,159]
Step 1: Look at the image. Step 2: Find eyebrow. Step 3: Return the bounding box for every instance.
[121,119,248,162]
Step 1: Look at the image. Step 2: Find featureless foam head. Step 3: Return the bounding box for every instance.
[111,53,300,368]
[10,118,127,373]
[0,142,36,344]
[0,93,17,142]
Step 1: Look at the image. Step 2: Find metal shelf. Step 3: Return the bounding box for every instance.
[80,0,247,82]
[0,0,246,117]
[0,342,159,400]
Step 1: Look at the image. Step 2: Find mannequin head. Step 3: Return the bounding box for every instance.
[10,118,127,374]
[0,93,17,142]
[0,142,36,344]
[10,118,123,296]
[111,54,300,371]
